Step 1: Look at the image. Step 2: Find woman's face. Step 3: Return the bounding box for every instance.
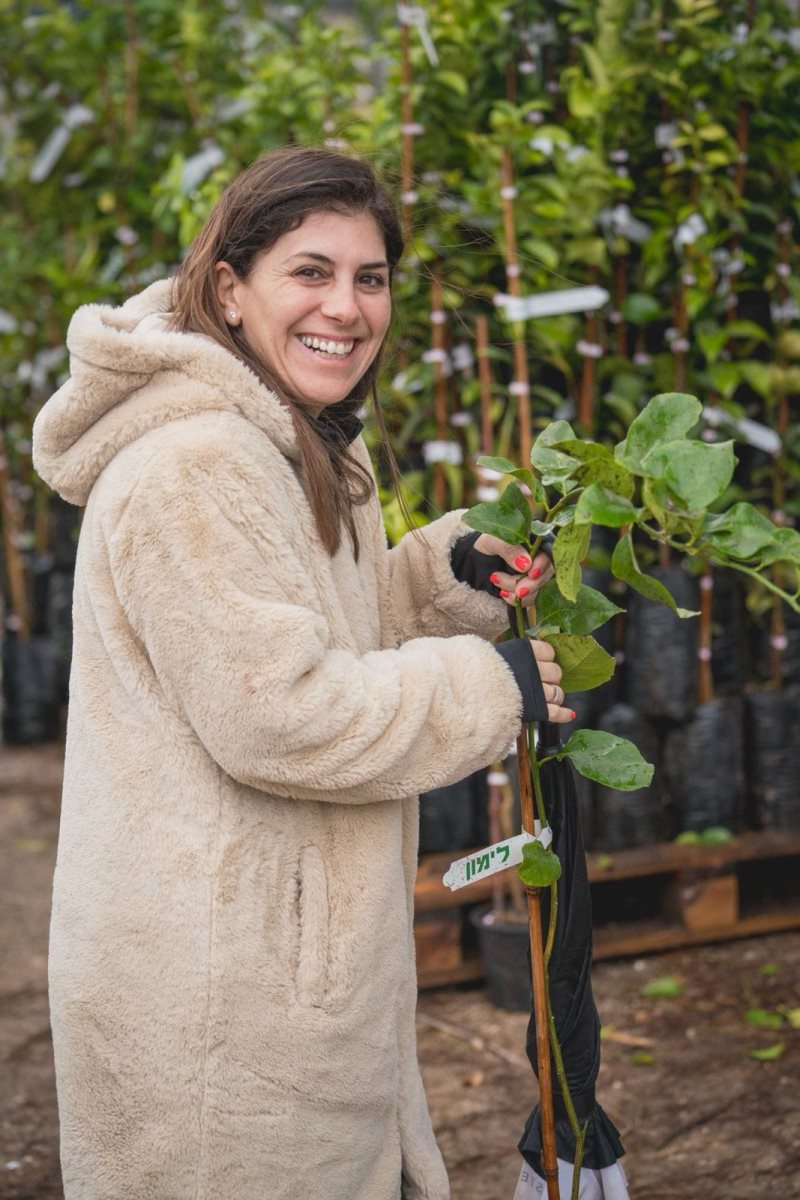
[216,210,392,410]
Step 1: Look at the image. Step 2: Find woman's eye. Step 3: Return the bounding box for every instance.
[360,274,388,289]
[295,266,324,280]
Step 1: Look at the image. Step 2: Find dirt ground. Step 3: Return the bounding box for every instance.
[2,744,799,1200]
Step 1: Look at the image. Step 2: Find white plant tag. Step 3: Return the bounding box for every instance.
[443,827,553,892]
[494,286,610,321]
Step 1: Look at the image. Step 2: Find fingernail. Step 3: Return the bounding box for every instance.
[518,586,530,598]
[570,710,577,719]
[529,567,542,580]
[514,555,531,571]
[490,573,501,586]
[499,589,510,600]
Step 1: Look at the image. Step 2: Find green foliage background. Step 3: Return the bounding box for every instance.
[1,0,798,566]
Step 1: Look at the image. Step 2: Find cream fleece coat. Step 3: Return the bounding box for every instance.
[33,280,524,1200]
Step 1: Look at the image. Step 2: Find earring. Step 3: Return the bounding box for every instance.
[228,310,238,323]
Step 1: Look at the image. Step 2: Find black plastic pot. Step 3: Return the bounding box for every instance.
[470,904,530,1012]
[2,635,61,745]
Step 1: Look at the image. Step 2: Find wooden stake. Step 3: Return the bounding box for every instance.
[399,20,415,241]
[430,274,449,513]
[577,266,600,434]
[697,562,714,704]
[500,149,532,464]
[476,315,494,457]
[516,735,559,1199]
[613,255,628,358]
[0,433,31,640]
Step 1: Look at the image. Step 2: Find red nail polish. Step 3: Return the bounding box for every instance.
[570,710,577,719]
[530,567,542,580]
[518,586,530,598]
[514,555,531,571]
[490,573,501,586]
[500,589,510,600]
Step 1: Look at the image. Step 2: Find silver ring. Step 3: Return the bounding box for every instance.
[551,684,562,705]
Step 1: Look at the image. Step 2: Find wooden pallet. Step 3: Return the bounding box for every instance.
[414,829,800,989]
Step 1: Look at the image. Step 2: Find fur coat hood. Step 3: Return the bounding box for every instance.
[34,281,523,1200]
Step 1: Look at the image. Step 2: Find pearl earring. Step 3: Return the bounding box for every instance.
[228,310,238,322]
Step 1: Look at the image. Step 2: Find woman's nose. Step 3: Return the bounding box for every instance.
[319,280,360,324]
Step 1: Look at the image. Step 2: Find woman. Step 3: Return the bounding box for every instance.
[33,146,573,1200]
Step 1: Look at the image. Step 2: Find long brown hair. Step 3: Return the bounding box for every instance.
[170,145,405,557]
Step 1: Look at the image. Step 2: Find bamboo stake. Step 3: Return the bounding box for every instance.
[399,19,416,241]
[0,433,31,640]
[517,734,559,1199]
[476,315,494,458]
[697,563,714,704]
[429,274,449,513]
[577,266,601,434]
[612,254,628,358]
[500,149,532,464]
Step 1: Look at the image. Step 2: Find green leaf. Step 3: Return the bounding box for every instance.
[674,831,702,845]
[632,1052,655,1066]
[477,456,545,503]
[566,72,595,119]
[702,503,778,561]
[641,440,736,511]
[437,70,469,97]
[700,826,735,844]
[552,521,590,601]
[756,527,800,567]
[518,840,562,888]
[759,963,781,977]
[611,532,699,617]
[534,580,624,635]
[616,393,702,473]
[642,975,684,999]
[747,1042,785,1061]
[621,293,661,324]
[464,495,530,545]
[575,456,636,499]
[542,633,616,691]
[696,325,728,365]
[745,1009,784,1031]
[708,362,742,399]
[552,439,612,463]
[530,421,579,489]
[575,483,639,527]
[552,729,654,790]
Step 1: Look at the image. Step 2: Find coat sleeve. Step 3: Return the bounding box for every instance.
[106,449,522,805]
[386,509,510,643]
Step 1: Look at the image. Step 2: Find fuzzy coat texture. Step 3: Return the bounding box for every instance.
[33,280,524,1200]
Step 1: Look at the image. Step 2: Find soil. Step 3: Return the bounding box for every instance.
[2,744,799,1200]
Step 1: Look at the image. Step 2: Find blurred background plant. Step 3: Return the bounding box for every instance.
[2,0,799,844]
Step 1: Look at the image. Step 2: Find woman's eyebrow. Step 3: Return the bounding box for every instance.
[285,251,389,270]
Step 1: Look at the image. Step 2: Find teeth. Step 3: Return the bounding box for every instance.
[299,335,354,356]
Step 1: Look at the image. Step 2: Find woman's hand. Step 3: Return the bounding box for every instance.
[473,533,554,608]
[530,639,574,723]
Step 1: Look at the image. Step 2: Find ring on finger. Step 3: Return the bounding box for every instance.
[550,684,562,705]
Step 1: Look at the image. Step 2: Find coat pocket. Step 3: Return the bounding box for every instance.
[294,844,330,1008]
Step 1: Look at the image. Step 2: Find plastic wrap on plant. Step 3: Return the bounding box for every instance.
[743,691,800,831]
[2,636,61,745]
[624,565,699,722]
[592,704,661,850]
[710,569,748,696]
[664,697,745,833]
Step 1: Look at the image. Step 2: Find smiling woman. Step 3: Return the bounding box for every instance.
[32,145,572,1200]
[214,210,392,411]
